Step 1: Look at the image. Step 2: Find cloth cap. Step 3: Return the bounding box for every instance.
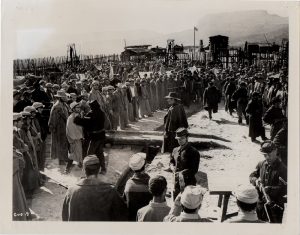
[45,83,53,88]
[70,102,80,110]
[32,102,45,109]
[129,152,146,171]
[69,93,77,98]
[107,85,115,90]
[260,141,276,153]
[23,106,36,113]
[83,155,100,168]
[102,86,108,92]
[175,127,189,139]
[55,90,68,98]
[165,92,180,100]
[52,84,60,89]
[180,185,205,209]
[13,113,22,121]
[234,184,258,204]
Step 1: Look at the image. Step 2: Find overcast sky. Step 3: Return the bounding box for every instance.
[3,0,291,58]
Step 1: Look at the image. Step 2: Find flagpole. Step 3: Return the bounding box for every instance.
[193,27,195,61]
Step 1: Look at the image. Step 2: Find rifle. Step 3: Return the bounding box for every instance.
[258,180,284,223]
[39,171,69,189]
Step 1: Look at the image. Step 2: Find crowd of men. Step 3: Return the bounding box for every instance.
[13,59,288,222]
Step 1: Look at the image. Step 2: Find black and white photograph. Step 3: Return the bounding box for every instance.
[1,0,299,234]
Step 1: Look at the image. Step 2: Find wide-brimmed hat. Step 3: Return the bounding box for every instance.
[32,102,45,109]
[54,90,68,98]
[165,92,180,100]
[70,102,80,110]
[175,127,189,139]
[23,106,36,113]
[13,113,22,121]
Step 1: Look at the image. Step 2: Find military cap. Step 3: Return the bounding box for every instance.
[83,155,100,168]
[260,141,276,154]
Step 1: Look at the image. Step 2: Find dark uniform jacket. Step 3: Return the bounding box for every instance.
[74,101,105,140]
[62,178,128,221]
[164,103,188,133]
[170,143,200,194]
[249,159,287,204]
[203,86,221,109]
[123,172,152,221]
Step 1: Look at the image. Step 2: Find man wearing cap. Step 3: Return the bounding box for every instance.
[31,81,51,104]
[137,175,171,222]
[249,141,287,223]
[124,153,152,221]
[164,185,211,222]
[65,102,84,173]
[62,155,128,221]
[168,128,200,199]
[225,185,265,223]
[163,92,188,153]
[48,90,70,165]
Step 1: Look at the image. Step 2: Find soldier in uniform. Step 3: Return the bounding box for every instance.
[249,141,287,223]
[168,128,200,199]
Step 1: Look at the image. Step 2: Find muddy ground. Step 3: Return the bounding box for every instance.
[29,102,269,221]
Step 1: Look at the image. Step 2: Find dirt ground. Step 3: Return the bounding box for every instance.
[29,102,269,221]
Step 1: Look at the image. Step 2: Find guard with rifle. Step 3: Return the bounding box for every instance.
[249,140,287,223]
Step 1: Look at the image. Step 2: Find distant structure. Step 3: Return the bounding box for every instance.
[120,45,166,62]
[66,44,80,67]
[208,35,229,66]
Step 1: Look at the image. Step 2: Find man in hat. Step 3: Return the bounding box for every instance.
[31,81,51,104]
[163,92,188,153]
[225,185,265,223]
[249,141,287,223]
[74,100,107,174]
[65,102,84,173]
[232,82,249,124]
[62,155,128,221]
[164,185,211,222]
[167,128,200,199]
[203,81,221,119]
[124,152,152,221]
[67,79,79,95]
[48,90,70,165]
[137,175,171,222]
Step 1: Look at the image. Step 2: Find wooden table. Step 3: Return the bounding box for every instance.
[209,190,238,222]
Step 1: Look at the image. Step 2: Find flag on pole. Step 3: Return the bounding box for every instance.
[194,26,198,31]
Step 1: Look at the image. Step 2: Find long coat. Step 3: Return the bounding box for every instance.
[62,178,128,221]
[246,98,265,138]
[203,85,221,111]
[13,148,31,221]
[163,102,188,153]
[48,100,69,161]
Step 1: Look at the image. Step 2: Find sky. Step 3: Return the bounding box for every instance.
[2,0,291,58]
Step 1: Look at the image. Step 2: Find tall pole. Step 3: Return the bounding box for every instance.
[193,28,195,61]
